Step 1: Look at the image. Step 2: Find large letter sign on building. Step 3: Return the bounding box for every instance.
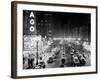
[29,12,35,32]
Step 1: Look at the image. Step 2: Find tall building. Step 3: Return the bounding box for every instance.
[36,12,53,41]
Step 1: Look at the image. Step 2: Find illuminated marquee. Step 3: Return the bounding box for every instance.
[29,12,35,32]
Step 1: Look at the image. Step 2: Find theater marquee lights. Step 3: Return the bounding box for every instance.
[29,12,35,32]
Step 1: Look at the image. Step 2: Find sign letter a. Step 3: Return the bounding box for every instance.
[30,12,34,18]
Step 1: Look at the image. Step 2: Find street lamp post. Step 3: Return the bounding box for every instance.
[35,35,41,68]
[36,40,38,65]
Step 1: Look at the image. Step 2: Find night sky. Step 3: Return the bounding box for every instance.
[51,12,90,39]
[23,10,91,41]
